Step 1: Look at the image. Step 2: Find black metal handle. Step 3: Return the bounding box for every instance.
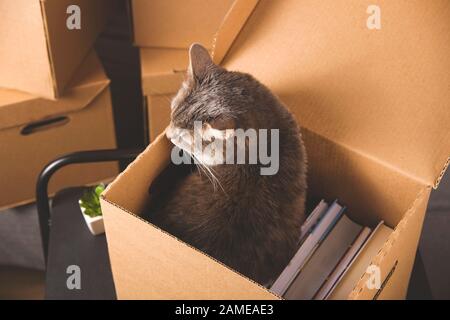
[36,148,142,264]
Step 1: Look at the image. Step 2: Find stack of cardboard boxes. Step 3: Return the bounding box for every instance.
[0,0,118,210]
[102,0,450,299]
[131,0,260,142]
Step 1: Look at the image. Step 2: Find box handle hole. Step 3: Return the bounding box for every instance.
[21,116,70,135]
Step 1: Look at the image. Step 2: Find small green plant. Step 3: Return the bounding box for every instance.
[79,183,105,218]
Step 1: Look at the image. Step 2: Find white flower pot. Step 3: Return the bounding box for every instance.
[80,204,105,236]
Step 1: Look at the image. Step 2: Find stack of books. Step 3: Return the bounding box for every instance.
[270,200,393,300]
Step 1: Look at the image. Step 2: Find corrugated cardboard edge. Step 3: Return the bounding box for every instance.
[103,132,165,195]
[101,133,280,300]
[297,125,429,299]
[434,157,450,189]
[39,0,59,99]
[211,0,259,64]
[0,80,110,131]
[348,186,430,299]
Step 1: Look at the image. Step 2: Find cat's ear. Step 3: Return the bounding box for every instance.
[188,43,214,81]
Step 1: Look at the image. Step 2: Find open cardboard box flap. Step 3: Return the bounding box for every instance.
[0,0,108,99]
[140,0,260,96]
[0,52,109,131]
[132,0,250,50]
[223,0,450,189]
[42,0,109,97]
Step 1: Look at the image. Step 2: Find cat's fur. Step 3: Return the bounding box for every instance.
[146,44,307,284]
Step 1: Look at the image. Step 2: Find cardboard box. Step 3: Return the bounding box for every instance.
[0,51,118,210]
[0,0,109,99]
[132,0,235,49]
[101,0,450,299]
[141,48,187,142]
[140,0,260,142]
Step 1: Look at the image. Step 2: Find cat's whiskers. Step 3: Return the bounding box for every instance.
[193,155,213,185]
[193,155,218,190]
[200,163,222,192]
[171,130,224,194]
[190,152,226,195]
[182,149,212,184]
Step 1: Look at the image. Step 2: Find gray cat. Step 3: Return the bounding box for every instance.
[146,44,307,285]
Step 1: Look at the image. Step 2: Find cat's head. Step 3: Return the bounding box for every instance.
[166,44,291,175]
[167,43,261,140]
